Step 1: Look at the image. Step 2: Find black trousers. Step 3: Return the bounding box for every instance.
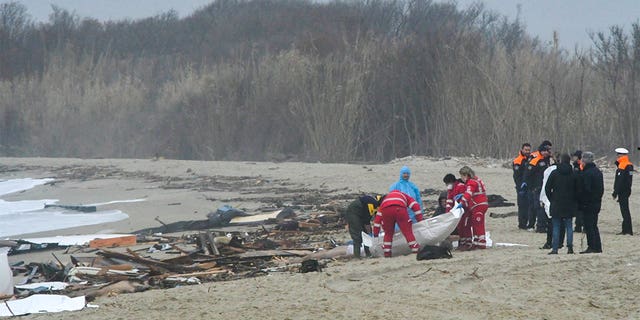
[517,191,528,229]
[619,196,633,234]
[574,209,583,230]
[583,206,602,251]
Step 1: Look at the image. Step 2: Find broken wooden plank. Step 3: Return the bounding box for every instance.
[98,249,196,273]
[89,235,137,248]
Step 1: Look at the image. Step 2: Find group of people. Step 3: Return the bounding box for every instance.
[512,141,634,254]
[343,165,488,258]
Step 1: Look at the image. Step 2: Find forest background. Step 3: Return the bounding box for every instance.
[1,0,638,162]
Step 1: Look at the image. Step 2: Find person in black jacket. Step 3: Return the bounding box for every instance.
[612,148,634,235]
[524,143,552,232]
[579,152,604,253]
[343,195,380,258]
[545,153,579,254]
[513,143,531,229]
[571,150,584,233]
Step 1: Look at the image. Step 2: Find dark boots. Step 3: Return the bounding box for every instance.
[567,246,574,254]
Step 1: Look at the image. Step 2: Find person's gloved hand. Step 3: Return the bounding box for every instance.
[454,202,463,209]
[454,194,463,201]
[520,182,527,192]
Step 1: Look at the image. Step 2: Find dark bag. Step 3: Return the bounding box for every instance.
[300,259,322,273]
[416,245,453,261]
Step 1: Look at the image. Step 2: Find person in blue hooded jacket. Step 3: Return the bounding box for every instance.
[389,166,423,223]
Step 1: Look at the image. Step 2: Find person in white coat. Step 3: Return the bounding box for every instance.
[539,161,566,249]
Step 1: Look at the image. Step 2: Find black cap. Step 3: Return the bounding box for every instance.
[541,140,552,147]
[572,150,582,158]
[443,173,456,184]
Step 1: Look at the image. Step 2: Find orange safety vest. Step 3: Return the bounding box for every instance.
[617,155,633,170]
[513,153,527,166]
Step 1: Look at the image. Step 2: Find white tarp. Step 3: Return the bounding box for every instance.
[15,282,68,291]
[0,247,12,295]
[363,204,464,257]
[0,294,86,316]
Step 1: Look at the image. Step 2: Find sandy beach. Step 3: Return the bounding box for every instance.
[2,156,639,319]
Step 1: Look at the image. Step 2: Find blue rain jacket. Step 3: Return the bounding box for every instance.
[388,166,423,223]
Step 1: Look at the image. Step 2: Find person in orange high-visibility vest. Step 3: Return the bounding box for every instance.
[457,166,489,250]
[613,148,634,235]
[372,190,424,257]
[514,143,531,229]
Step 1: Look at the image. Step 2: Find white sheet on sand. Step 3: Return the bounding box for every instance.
[0,294,86,316]
[0,248,13,295]
[15,282,69,291]
[363,203,464,257]
[15,234,133,246]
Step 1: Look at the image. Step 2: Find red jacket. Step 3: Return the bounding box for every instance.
[461,177,488,210]
[446,180,466,212]
[372,190,423,236]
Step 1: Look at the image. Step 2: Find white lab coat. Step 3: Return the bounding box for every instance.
[539,165,557,219]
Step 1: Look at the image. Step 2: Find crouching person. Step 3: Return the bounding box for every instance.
[343,195,380,258]
[372,190,424,257]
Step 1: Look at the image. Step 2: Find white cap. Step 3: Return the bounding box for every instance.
[615,147,629,154]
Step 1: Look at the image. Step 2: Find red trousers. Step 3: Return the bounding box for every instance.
[380,206,419,257]
[456,204,488,249]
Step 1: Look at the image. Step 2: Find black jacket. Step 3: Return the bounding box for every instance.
[545,163,579,218]
[524,154,550,192]
[579,162,604,211]
[613,160,633,198]
[344,196,378,227]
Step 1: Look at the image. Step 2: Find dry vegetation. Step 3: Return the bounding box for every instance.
[0,0,638,162]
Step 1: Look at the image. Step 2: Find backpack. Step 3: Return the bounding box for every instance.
[416,245,453,261]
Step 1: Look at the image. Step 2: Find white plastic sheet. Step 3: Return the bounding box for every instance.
[0,247,12,295]
[0,294,86,316]
[363,203,463,257]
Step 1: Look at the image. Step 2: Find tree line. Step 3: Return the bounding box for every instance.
[0,0,638,162]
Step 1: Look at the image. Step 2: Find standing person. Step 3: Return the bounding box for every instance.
[513,143,532,230]
[389,166,422,223]
[457,166,489,250]
[372,190,424,257]
[572,150,585,232]
[539,161,565,250]
[612,147,634,235]
[524,144,552,232]
[579,152,604,254]
[343,195,380,258]
[545,153,579,255]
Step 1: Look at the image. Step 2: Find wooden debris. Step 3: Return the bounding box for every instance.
[89,235,137,248]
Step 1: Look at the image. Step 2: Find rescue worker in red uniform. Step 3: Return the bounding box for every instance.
[514,143,532,229]
[457,166,489,250]
[443,173,466,238]
[443,173,466,212]
[372,190,424,257]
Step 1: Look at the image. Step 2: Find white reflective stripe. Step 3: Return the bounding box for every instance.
[408,241,417,246]
[373,223,381,227]
[476,235,486,240]
[465,190,473,195]
[470,202,489,210]
[383,242,392,245]
[446,199,453,203]
[376,211,383,217]
[408,201,418,208]
[471,192,486,196]
[383,248,392,252]
[382,196,408,205]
